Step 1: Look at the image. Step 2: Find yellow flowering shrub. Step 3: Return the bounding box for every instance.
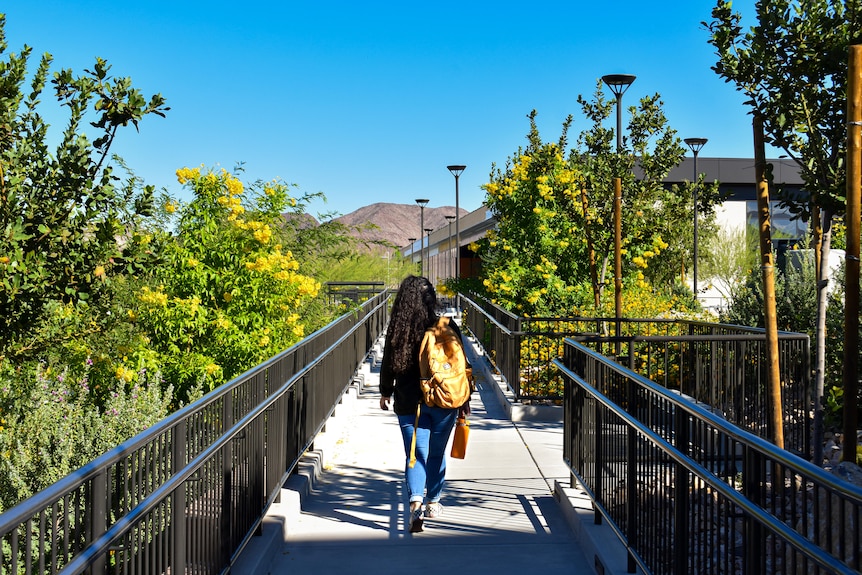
[471,106,718,398]
[133,167,321,399]
[477,102,720,319]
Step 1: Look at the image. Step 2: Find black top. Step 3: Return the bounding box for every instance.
[379,316,465,415]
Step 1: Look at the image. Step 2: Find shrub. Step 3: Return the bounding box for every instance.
[0,361,172,511]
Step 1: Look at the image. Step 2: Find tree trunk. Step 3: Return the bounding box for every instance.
[754,114,785,449]
[842,44,862,464]
[813,208,832,465]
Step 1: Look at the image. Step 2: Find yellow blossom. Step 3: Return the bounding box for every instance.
[176,167,201,184]
[225,175,243,196]
[115,366,134,383]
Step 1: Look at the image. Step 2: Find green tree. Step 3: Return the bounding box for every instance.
[573,81,722,297]
[478,89,719,317]
[131,167,323,401]
[480,113,588,314]
[0,15,168,362]
[707,1,858,219]
[706,0,862,460]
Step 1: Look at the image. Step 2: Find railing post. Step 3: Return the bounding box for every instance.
[87,470,107,575]
[221,393,234,565]
[513,316,523,400]
[625,373,637,573]
[171,420,187,574]
[742,446,763,575]
[626,338,635,370]
[673,402,690,575]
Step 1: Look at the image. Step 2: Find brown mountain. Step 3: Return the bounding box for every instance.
[333,202,468,251]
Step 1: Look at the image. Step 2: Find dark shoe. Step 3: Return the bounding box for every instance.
[409,507,424,533]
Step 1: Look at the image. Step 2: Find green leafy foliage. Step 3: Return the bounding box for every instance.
[720,254,852,428]
[706,0,862,457]
[130,167,324,401]
[706,0,861,219]
[0,13,382,510]
[573,82,722,293]
[0,15,168,361]
[476,92,719,317]
[0,361,173,511]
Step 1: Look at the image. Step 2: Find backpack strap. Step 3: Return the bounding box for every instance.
[408,403,421,468]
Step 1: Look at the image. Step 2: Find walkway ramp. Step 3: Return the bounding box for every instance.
[235,332,630,575]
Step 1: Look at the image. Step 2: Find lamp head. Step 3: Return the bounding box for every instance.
[415,198,429,207]
[445,215,456,222]
[601,74,636,96]
[684,138,708,154]
[447,165,466,177]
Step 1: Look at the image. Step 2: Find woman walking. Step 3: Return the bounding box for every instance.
[379,276,468,533]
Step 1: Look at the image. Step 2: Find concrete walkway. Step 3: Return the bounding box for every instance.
[234,325,636,575]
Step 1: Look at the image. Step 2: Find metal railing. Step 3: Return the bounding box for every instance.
[0,291,390,575]
[556,339,861,575]
[324,281,385,305]
[590,330,811,457]
[460,294,812,456]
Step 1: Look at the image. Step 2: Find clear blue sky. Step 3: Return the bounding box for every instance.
[3,1,761,218]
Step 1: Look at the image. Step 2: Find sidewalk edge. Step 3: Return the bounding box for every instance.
[554,480,644,575]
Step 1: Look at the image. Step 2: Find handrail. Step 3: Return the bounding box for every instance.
[557,339,862,574]
[460,293,813,455]
[0,290,392,575]
[558,339,859,499]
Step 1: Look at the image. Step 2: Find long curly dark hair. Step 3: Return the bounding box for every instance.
[386,275,437,374]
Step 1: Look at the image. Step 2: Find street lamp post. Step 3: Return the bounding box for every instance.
[684,137,708,299]
[446,165,466,282]
[424,228,433,282]
[445,214,456,278]
[601,74,636,340]
[415,199,429,275]
[407,237,417,269]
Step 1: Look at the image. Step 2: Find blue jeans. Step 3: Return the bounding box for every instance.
[397,405,458,504]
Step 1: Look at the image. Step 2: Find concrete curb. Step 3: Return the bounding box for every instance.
[554,481,645,575]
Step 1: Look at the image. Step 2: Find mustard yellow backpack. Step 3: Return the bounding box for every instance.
[418,316,472,409]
